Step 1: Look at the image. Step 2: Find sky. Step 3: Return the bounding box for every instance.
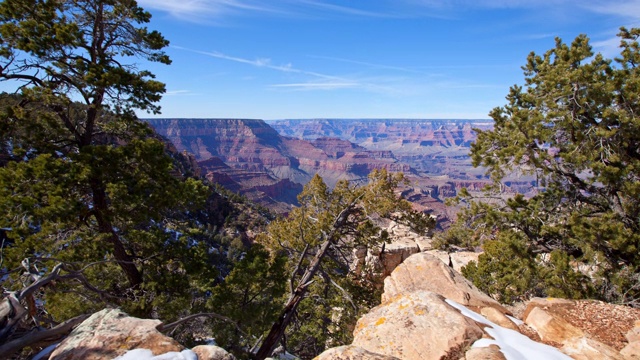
[99,1,640,119]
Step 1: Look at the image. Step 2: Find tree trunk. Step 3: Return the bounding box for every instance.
[254,236,333,359]
[90,179,143,288]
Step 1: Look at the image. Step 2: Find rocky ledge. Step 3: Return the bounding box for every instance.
[35,253,639,360]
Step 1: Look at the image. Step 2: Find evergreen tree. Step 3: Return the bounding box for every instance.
[0,1,221,356]
[447,28,640,306]
[255,170,434,359]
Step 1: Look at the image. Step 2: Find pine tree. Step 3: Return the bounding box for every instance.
[254,170,434,359]
[447,28,640,306]
[0,2,219,356]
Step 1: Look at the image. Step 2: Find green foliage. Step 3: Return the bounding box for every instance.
[256,170,434,358]
[0,0,240,335]
[450,28,640,306]
[206,244,288,357]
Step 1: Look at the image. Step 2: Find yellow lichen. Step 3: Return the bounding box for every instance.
[375,317,387,326]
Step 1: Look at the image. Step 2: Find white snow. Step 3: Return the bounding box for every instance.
[32,343,59,360]
[445,299,572,360]
[113,349,198,360]
[507,314,525,326]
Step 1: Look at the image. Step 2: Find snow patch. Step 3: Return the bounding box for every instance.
[445,299,571,360]
[113,349,198,360]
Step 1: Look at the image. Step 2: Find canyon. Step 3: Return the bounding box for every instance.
[147,119,536,223]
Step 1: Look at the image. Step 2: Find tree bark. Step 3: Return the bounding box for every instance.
[90,179,143,288]
[254,207,353,360]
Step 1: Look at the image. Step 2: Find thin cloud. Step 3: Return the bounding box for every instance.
[270,82,359,91]
[308,55,435,75]
[172,46,341,80]
[165,90,193,95]
[138,0,395,22]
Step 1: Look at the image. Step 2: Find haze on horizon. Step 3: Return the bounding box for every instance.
[37,1,640,119]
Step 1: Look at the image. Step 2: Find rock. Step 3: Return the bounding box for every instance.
[382,252,508,313]
[626,321,640,343]
[622,322,640,359]
[192,345,237,360]
[425,249,481,273]
[523,299,627,360]
[524,306,584,343]
[314,345,401,359]
[464,345,507,360]
[480,307,520,332]
[352,291,484,360]
[560,337,625,360]
[49,308,183,360]
[620,340,640,359]
[367,236,420,278]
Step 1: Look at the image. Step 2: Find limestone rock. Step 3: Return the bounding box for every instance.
[622,322,640,359]
[425,249,481,273]
[314,345,401,359]
[382,252,508,313]
[523,299,626,360]
[192,345,237,360]
[49,308,183,360]
[560,337,625,360]
[352,291,484,360]
[620,340,640,359]
[626,321,640,343]
[367,236,420,278]
[524,306,584,343]
[480,307,520,332]
[464,345,507,360]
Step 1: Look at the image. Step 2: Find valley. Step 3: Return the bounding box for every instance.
[147,118,537,226]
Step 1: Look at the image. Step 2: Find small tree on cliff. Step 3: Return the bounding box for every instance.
[255,170,434,359]
[447,28,640,305]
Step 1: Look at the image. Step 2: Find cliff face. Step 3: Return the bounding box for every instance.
[147,119,414,209]
[269,119,489,147]
[269,119,493,176]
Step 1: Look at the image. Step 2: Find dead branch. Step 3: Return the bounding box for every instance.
[0,313,89,359]
[157,312,246,336]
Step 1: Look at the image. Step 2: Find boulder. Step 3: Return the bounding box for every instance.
[314,345,401,359]
[622,321,640,359]
[352,291,484,360]
[523,298,631,360]
[382,252,508,313]
[192,345,237,360]
[367,237,420,278]
[425,249,481,273]
[464,345,507,360]
[480,307,520,331]
[49,308,183,360]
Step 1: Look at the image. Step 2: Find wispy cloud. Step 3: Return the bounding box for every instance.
[172,46,341,80]
[138,0,395,22]
[165,89,193,96]
[308,55,435,75]
[269,82,359,91]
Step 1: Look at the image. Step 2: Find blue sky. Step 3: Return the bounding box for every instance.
[131,1,639,119]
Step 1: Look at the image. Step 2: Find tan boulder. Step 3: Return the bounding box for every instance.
[425,249,481,273]
[314,345,401,359]
[561,337,625,360]
[622,322,640,359]
[523,299,628,360]
[464,345,507,360]
[192,345,237,360]
[352,291,484,360]
[626,321,640,343]
[620,340,640,359]
[524,306,584,343]
[382,252,508,313]
[480,307,520,332]
[50,308,183,360]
